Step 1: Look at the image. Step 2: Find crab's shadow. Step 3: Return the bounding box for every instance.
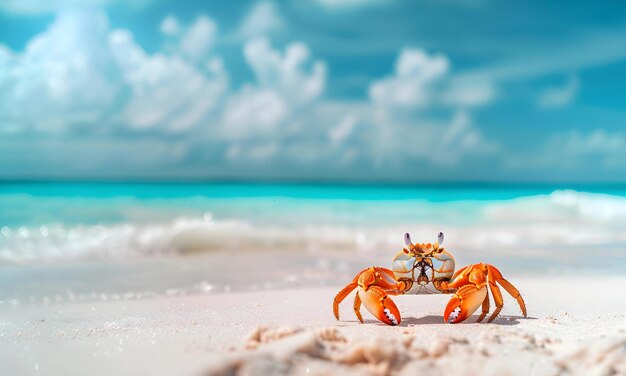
[341,315,535,327]
[398,314,534,326]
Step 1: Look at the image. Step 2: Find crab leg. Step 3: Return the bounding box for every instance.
[486,265,527,321]
[488,265,527,318]
[333,267,408,325]
[333,282,358,321]
[353,293,363,323]
[487,275,504,323]
[476,289,490,323]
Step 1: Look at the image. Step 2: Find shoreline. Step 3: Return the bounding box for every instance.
[2,277,626,375]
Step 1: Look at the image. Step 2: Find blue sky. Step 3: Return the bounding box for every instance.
[1,0,626,182]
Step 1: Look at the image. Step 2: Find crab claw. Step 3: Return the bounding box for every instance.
[359,286,401,326]
[444,285,487,323]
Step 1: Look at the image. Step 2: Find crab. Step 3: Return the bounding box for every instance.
[333,232,527,325]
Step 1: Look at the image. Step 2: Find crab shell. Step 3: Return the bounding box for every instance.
[391,242,455,295]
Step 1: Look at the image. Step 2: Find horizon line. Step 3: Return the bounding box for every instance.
[3,176,626,189]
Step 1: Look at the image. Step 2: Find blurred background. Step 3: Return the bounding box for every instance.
[2,0,626,303]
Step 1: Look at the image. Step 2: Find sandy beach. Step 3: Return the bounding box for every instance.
[4,187,626,375]
[3,0,626,374]
[2,276,625,375]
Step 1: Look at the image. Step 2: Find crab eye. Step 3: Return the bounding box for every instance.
[437,232,444,245]
[404,233,413,247]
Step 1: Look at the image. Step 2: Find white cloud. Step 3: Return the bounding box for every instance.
[243,37,326,105]
[537,76,579,108]
[558,129,625,156]
[218,37,326,145]
[369,49,449,107]
[365,48,496,166]
[443,77,495,107]
[435,112,491,163]
[329,115,356,144]
[0,9,497,179]
[179,15,218,62]
[160,15,180,36]
[0,10,228,134]
[364,49,496,166]
[368,48,495,109]
[0,11,119,132]
[238,1,284,38]
[0,9,328,150]
[222,87,288,138]
[0,44,10,65]
[366,109,494,166]
[110,30,228,132]
[158,15,219,64]
[519,129,626,172]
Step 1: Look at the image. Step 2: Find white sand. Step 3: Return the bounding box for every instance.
[2,276,626,375]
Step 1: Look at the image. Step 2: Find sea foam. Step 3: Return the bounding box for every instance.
[2,190,626,265]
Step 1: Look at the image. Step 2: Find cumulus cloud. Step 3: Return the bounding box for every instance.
[243,37,326,105]
[443,77,495,107]
[0,8,496,180]
[369,49,449,108]
[109,30,228,132]
[238,1,284,38]
[556,129,626,158]
[158,14,219,64]
[329,115,357,144]
[220,37,326,143]
[364,49,496,166]
[431,112,490,163]
[364,109,495,167]
[537,76,579,108]
[222,87,289,138]
[160,15,180,36]
[0,11,227,135]
[0,11,120,132]
[178,15,218,62]
[0,9,331,170]
[513,129,626,174]
[441,111,479,150]
[369,48,495,109]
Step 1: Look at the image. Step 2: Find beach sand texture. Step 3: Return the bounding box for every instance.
[2,276,626,375]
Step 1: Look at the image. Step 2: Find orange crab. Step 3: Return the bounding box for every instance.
[333,232,527,325]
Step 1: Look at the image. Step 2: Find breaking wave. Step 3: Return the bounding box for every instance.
[485,189,626,224]
[2,189,626,264]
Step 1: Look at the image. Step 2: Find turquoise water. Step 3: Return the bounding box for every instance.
[2,182,626,267]
[2,182,626,302]
[5,181,626,201]
[0,182,542,228]
[3,181,626,226]
[0,181,566,200]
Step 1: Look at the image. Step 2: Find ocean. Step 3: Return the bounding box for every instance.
[2,182,626,304]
